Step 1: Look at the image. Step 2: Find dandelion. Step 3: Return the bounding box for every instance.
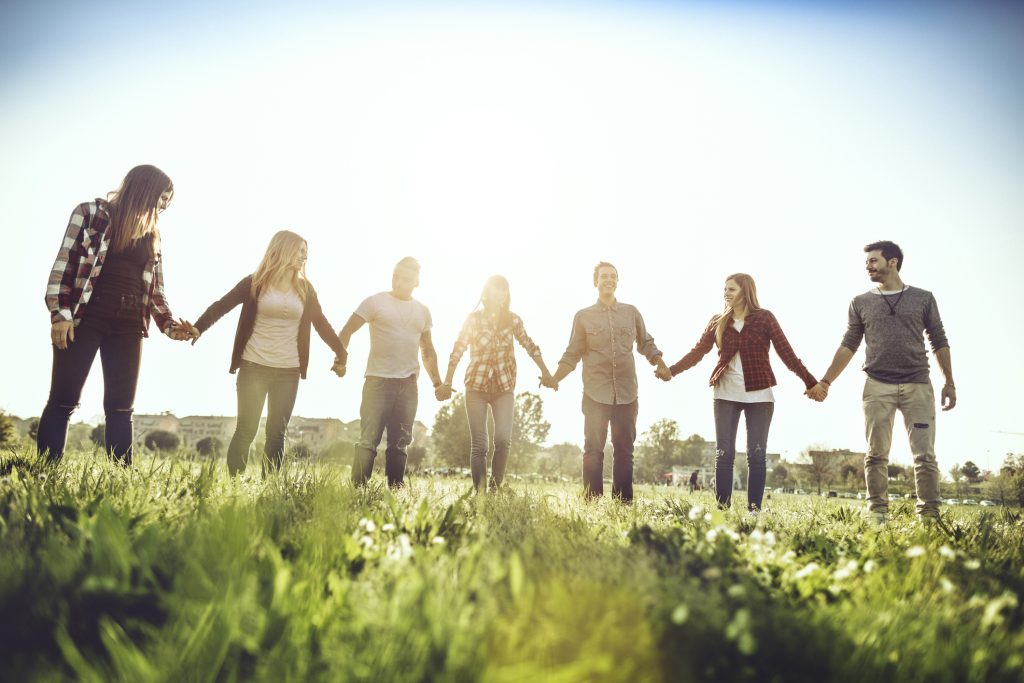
[938,545,956,560]
[864,559,877,573]
[706,529,719,543]
[833,559,859,582]
[794,562,820,580]
[382,523,396,533]
[940,578,955,593]
[905,546,926,558]
[357,518,377,533]
[431,536,446,546]
[688,505,705,521]
[964,558,981,570]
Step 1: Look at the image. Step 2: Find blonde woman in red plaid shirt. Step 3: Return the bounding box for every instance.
[666,273,817,512]
[437,276,555,492]
[38,165,192,465]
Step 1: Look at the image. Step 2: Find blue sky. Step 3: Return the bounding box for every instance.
[2,0,1023,472]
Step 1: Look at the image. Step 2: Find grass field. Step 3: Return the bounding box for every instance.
[1,450,1022,683]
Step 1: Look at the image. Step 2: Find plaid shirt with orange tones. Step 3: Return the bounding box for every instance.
[448,310,542,393]
[669,309,816,391]
[44,200,176,337]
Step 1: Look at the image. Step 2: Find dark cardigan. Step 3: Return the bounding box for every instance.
[194,275,346,379]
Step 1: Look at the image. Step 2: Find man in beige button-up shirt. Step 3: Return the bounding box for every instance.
[548,262,671,502]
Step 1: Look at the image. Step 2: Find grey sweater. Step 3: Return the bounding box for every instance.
[841,286,949,384]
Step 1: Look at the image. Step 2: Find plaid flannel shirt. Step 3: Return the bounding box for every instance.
[44,200,176,337]
[449,311,542,393]
[669,309,816,391]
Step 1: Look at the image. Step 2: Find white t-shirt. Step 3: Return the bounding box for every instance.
[242,288,303,368]
[355,292,432,378]
[713,318,775,403]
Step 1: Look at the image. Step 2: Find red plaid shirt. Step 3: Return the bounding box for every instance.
[669,309,816,391]
[45,200,176,337]
[449,310,542,392]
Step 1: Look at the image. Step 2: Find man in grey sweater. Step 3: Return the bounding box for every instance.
[806,241,956,522]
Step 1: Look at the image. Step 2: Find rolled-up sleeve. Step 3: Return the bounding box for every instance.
[634,308,662,364]
[558,312,587,370]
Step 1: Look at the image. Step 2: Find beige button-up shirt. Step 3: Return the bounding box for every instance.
[558,300,662,405]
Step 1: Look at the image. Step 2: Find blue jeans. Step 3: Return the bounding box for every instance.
[465,390,514,491]
[352,375,418,487]
[713,399,774,510]
[582,394,638,502]
[227,361,300,476]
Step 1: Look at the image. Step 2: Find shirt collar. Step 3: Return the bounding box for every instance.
[595,298,619,312]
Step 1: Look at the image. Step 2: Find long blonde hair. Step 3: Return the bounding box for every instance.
[252,230,308,301]
[714,273,762,347]
[106,164,174,254]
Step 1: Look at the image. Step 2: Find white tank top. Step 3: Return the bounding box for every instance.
[241,288,303,368]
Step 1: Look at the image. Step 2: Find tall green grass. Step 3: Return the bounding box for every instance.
[1,448,1021,682]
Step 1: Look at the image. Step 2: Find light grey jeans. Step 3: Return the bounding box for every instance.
[863,377,941,517]
[465,390,514,491]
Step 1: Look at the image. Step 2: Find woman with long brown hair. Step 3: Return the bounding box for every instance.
[438,275,554,492]
[39,164,191,465]
[666,273,817,512]
[188,230,347,476]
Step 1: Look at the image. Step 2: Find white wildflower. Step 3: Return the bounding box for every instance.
[382,523,396,533]
[358,518,377,533]
[794,562,820,580]
[864,559,877,573]
[964,558,981,570]
[358,535,374,549]
[431,536,446,546]
[905,546,926,558]
[833,559,859,582]
[688,505,705,521]
[938,545,956,560]
[940,578,955,593]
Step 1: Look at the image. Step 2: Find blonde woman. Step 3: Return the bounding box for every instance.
[439,275,554,492]
[666,273,816,512]
[39,164,190,465]
[189,231,346,476]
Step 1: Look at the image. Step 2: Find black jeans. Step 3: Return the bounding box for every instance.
[582,394,638,502]
[37,315,143,464]
[226,361,300,476]
[713,399,774,510]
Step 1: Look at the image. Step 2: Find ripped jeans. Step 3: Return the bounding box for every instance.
[713,399,774,510]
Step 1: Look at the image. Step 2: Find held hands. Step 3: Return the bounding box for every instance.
[805,382,828,402]
[434,383,454,401]
[169,318,200,343]
[330,358,347,378]
[539,372,558,391]
[51,320,74,350]
[654,365,673,382]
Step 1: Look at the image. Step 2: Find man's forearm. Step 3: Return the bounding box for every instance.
[552,362,574,383]
[821,346,856,384]
[934,347,954,386]
[422,346,442,385]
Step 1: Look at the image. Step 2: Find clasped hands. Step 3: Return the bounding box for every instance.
[169,318,200,343]
[804,382,828,402]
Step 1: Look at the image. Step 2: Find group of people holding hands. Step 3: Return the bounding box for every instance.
[40,165,957,522]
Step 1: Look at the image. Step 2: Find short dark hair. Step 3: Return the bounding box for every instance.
[864,241,903,271]
[593,261,618,285]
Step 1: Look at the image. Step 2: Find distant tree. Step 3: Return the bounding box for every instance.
[888,464,908,481]
[635,419,681,483]
[961,461,982,484]
[507,392,550,474]
[290,443,312,460]
[0,410,15,449]
[431,393,472,468]
[407,445,428,471]
[767,463,789,488]
[839,463,860,487]
[949,463,965,497]
[1002,454,1024,506]
[539,442,582,478]
[90,424,106,448]
[679,434,710,467]
[145,430,180,452]
[802,446,839,495]
[28,418,40,441]
[195,436,223,457]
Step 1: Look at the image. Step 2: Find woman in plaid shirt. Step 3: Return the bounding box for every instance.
[438,276,555,492]
[38,165,191,465]
[667,273,817,512]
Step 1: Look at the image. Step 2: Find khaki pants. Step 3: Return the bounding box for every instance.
[863,377,941,517]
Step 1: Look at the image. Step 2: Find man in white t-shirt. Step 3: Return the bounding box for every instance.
[337,257,442,487]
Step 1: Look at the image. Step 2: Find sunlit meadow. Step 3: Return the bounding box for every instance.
[1,448,1021,682]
